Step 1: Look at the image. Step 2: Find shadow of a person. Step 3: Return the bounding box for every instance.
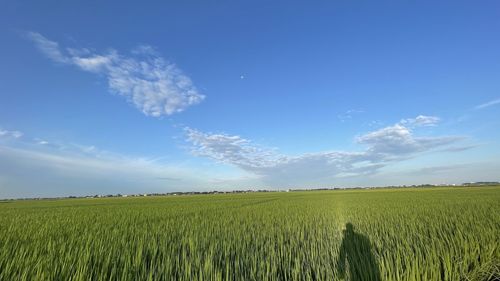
[337,223,381,281]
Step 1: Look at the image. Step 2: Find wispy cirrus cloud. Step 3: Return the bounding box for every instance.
[0,129,23,139]
[27,32,205,117]
[0,133,208,198]
[399,115,440,127]
[408,164,470,175]
[475,98,500,110]
[337,109,364,123]
[185,116,467,186]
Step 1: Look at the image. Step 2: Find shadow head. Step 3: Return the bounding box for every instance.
[345,223,354,233]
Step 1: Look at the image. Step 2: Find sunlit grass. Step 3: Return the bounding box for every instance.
[0,187,498,280]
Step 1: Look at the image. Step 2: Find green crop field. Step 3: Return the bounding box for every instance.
[0,187,498,281]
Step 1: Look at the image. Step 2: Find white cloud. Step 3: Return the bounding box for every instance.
[185,116,466,186]
[131,45,159,56]
[0,129,23,139]
[337,109,364,123]
[475,98,500,110]
[0,139,208,198]
[35,139,49,145]
[28,32,205,117]
[186,127,377,186]
[26,32,69,63]
[356,124,461,157]
[399,115,440,127]
[186,128,283,169]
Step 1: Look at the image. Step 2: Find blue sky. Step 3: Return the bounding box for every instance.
[1,1,500,198]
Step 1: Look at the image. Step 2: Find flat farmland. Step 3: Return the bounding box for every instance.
[0,187,498,280]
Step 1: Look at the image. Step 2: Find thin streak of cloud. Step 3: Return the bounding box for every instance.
[475,98,500,110]
[0,138,208,198]
[399,115,440,127]
[408,164,470,175]
[0,129,23,139]
[25,32,69,63]
[337,109,364,123]
[437,145,477,153]
[155,177,182,181]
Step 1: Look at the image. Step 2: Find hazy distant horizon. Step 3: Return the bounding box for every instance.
[2,180,499,200]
